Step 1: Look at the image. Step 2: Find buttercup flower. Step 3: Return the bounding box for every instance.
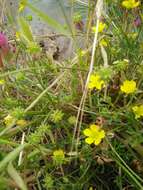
[132,105,143,119]
[92,22,107,33]
[88,74,105,90]
[122,0,140,9]
[120,80,136,94]
[83,124,105,145]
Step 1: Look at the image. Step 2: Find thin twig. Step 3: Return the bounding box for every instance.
[24,73,65,113]
[18,132,25,166]
[71,0,103,154]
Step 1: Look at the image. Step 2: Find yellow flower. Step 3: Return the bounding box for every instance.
[88,74,105,90]
[53,149,65,157]
[53,149,65,164]
[120,80,136,94]
[16,119,27,127]
[0,79,5,85]
[83,124,105,145]
[4,115,15,127]
[122,0,140,9]
[100,39,108,47]
[132,105,143,119]
[92,22,107,33]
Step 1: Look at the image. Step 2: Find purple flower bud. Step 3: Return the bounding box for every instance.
[0,32,8,47]
[134,17,142,27]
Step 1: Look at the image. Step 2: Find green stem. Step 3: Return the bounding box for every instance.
[107,139,143,187]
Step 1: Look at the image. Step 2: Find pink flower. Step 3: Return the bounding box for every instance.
[0,33,9,68]
[134,17,142,27]
[0,32,8,47]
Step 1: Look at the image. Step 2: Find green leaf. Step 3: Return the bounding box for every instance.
[18,17,34,42]
[27,2,70,36]
[7,162,28,190]
[0,144,29,171]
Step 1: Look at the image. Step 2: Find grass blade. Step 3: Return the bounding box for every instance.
[0,144,29,171]
[7,162,28,190]
[18,17,34,42]
[27,2,70,36]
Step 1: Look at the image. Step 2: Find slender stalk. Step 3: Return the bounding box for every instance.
[71,0,103,154]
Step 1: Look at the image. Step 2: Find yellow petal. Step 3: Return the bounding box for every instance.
[94,138,102,145]
[120,85,124,92]
[90,124,99,132]
[85,137,94,144]
[122,0,140,9]
[132,106,138,112]
[92,22,107,33]
[83,129,92,136]
[132,105,143,119]
[88,82,95,89]
[95,80,104,90]
[90,75,99,82]
[120,80,136,94]
[99,130,105,138]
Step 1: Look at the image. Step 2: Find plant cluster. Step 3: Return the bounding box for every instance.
[0,0,143,189]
